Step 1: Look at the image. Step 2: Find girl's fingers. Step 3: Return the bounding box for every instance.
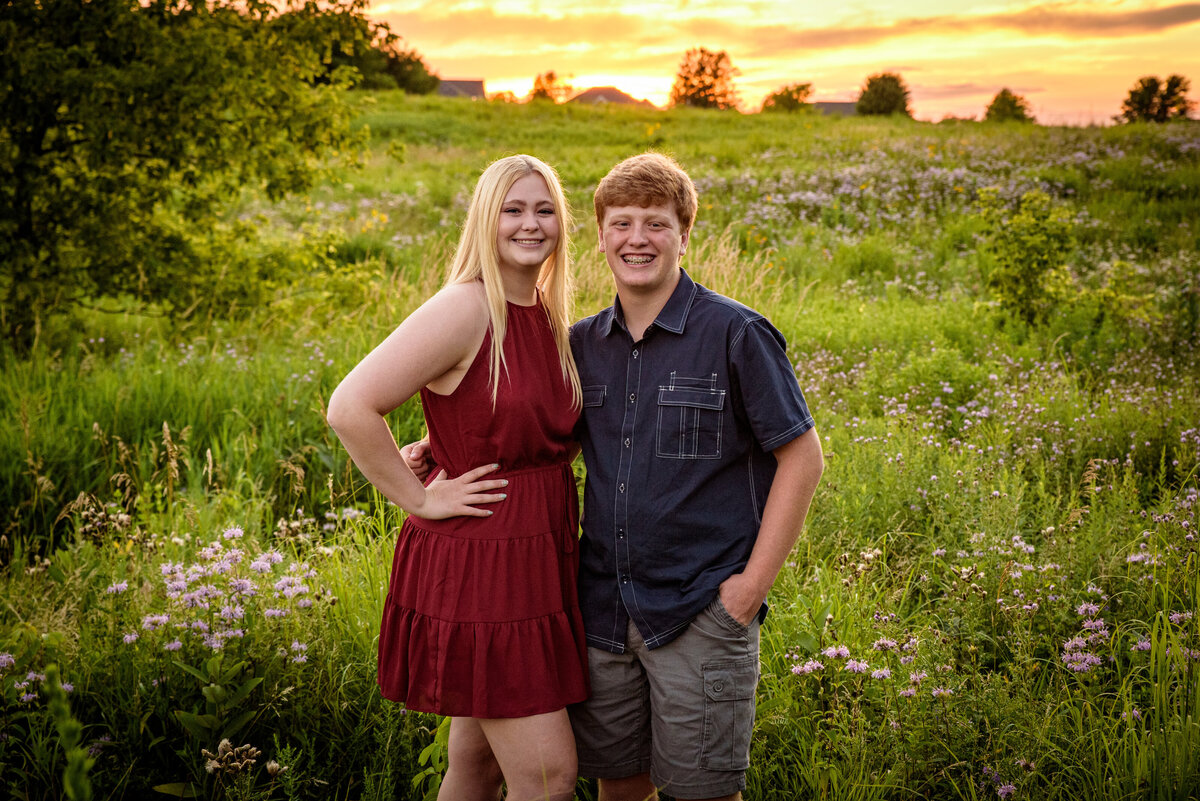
[458,463,501,482]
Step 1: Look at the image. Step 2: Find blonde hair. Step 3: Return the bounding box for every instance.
[445,154,581,408]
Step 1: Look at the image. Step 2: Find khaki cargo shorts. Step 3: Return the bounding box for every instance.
[570,596,761,800]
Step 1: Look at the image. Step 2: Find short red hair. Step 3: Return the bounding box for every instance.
[594,153,698,233]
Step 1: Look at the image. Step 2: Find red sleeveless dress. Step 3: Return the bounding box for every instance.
[377,298,589,718]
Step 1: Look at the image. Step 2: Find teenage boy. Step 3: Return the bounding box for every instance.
[568,152,824,801]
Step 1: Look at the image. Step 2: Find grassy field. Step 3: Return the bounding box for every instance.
[2,93,1199,799]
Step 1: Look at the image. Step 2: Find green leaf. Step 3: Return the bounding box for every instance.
[225,676,263,708]
[151,783,202,798]
[173,710,218,740]
[171,660,210,684]
[220,708,257,741]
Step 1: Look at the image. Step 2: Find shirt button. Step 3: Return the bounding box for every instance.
[629,393,636,403]
[712,680,725,693]
[632,349,639,359]
[619,483,625,493]
[624,438,631,448]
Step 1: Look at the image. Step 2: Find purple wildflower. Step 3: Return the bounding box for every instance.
[792,660,824,675]
[106,581,128,594]
[997,784,1016,799]
[845,659,870,674]
[871,668,892,679]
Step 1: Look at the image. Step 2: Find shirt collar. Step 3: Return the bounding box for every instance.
[601,269,698,338]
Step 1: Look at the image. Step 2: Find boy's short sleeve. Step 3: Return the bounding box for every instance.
[730,318,815,451]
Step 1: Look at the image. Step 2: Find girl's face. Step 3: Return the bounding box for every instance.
[495,173,559,274]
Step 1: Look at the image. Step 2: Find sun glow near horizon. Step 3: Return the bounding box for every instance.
[372,1,1200,123]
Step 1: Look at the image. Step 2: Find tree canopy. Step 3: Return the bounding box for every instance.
[985,88,1035,123]
[762,83,813,113]
[528,71,573,103]
[669,47,740,110]
[1118,75,1194,123]
[856,72,911,117]
[0,0,374,348]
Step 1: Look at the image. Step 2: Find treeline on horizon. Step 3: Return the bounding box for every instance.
[1,0,1197,355]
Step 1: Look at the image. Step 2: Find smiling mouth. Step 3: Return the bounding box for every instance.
[513,238,544,246]
[622,255,653,265]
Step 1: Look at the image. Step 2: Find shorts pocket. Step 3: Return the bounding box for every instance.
[700,657,759,771]
[711,596,751,636]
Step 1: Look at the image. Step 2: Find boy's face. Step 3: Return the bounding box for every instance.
[598,202,689,299]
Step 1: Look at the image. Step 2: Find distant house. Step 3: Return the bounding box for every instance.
[438,80,486,100]
[569,86,655,108]
[814,101,858,117]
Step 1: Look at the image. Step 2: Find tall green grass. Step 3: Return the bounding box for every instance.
[2,94,1198,798]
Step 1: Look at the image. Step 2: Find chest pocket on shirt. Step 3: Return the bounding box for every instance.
[582,385,606,408]
[656,373,725,459]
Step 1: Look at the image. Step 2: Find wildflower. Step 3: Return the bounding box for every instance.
[1061,651,1102,673]
[123,633,139,645]
[0,653,14,669]
[910,671,928,684]
[821,645,850,659]
[1076,602,1100,617]
[1169,611,1193,625]
[845,659,870,674]
[871,668,891,679]
[792,660,824,675]
[222,526,244,540]
[164,640,183,652]
[1132,639,1152,652]
[872,638,897,652]
[26,671,45,681]
[106,581,129,594]
[20,693,37,703]
[899,688,916,697]
[60,683,73,693]
[931,687,952,698]
[266,760,288,777]
[291,641,307,652]
[933,548,946,557]
[263,608,289,618]
[997,784,1016,799]
[291,654,308,664]
[228,578,255,595]
[900,655,915,665]
[1082,618,1106,631]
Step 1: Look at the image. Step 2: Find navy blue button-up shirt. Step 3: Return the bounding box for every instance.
[570,269,815,653]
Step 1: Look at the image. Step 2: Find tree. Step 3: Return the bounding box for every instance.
[528,71,573,103]
[0,0,366,348]
[762,83,813,113]
[985,88,1035,123]
[669,47,740,110]
[381,43,439,94]
[1118,75,1194,122]
[856,72,911,116]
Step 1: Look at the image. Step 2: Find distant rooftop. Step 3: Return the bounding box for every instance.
[438,79,486,100]
[569,86,655,108]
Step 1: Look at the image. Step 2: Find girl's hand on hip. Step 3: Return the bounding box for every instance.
[413,463,508,520]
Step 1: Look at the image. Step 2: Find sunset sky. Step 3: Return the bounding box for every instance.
[369,0,1200,124]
